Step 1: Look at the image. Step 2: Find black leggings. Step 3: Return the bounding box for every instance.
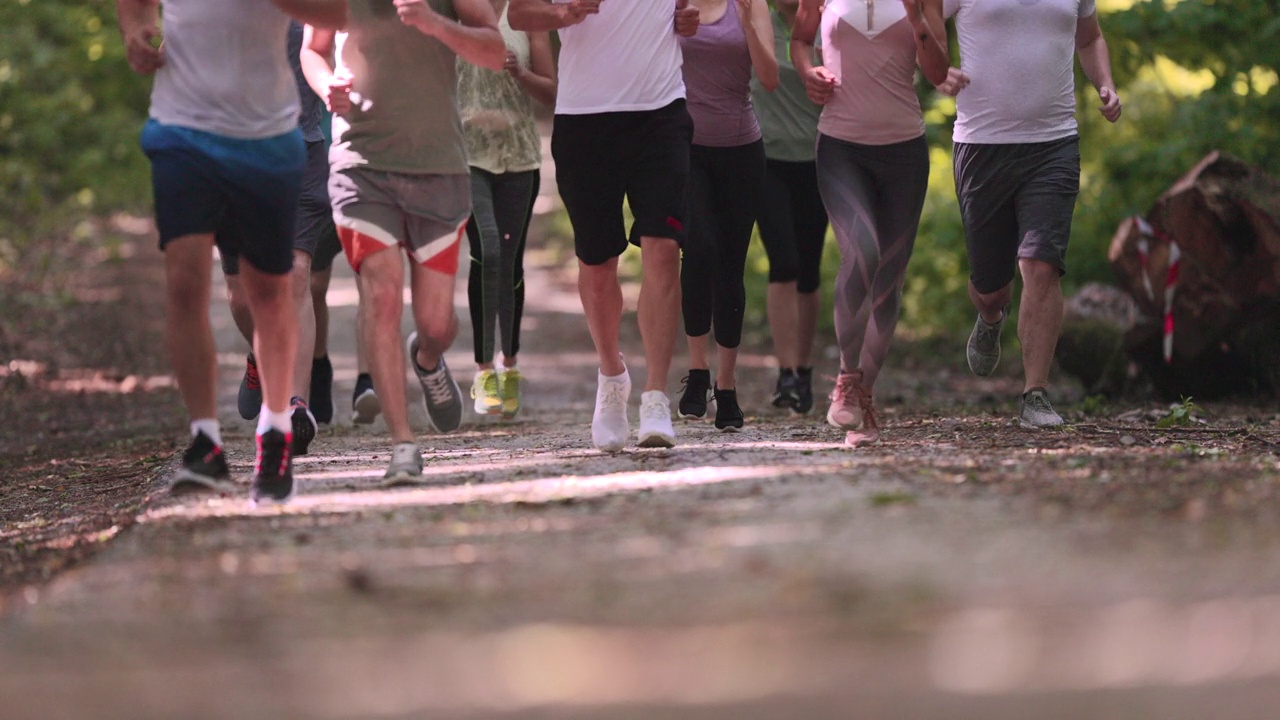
[757,158,829,293]
[680,140,766,349]
[467,168,539,364]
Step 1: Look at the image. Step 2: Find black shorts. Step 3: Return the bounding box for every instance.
[551,99,693,266]
[953,136,1080,294]
[222,139,342,276]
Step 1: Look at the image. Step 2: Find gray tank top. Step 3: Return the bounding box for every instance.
[679,2,761,147]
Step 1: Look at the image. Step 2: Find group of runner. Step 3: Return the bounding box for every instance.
[117,0,1120,501]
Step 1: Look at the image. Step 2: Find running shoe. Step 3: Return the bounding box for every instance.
[638,391,676,448]
[237,353,262,420]
[352,373,381,425]
[794,366,815,414]
[713,386,744,432]
[772,368,799,410]
[826,370,865,430]
[170,432,235,496]
[967,306,1008,377]
[592,369,631,452]
[499,367,524,419]
[407,332,463,433]
[310,355,334,424]
[382,442,424,486]
[1019,388,1065,429]
[471,369,502,416]
[290,396,318,455]
[678,369,714,419]
[251,429,294,505]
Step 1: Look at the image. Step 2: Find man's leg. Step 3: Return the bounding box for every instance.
[579,257,627,378]
[239,262,298,420]
[165,235,219,423]
[1018,258,1063,393]
[408,261,458,371]
[225,273,256,344]
[637,236,681,393]
[289,250,316,399]
[310,267,332,359]
[357,246,412,444]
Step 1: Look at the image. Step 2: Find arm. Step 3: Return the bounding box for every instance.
[789,0,836,105]
[905,0,949,87]
[300,25,353,113]
[510,31,558,107]
[270,0,348,28]
[117,0,163,74]
[1076,11,1121,122]
[395,0,506,70]
[743,0,779,91]
[508,0,604,32]
[675,0,700,37]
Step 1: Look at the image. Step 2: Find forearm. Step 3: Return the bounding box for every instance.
[1078,35,1115,92]
[432,23,506,71]
[790,38,817,75]
[508,0,575,31]
[912,14,949,86]
[117,0,158,39]
[746,12,778,90]
[300,47,336,99]
[517,71,557,107]
[271,0,348,28]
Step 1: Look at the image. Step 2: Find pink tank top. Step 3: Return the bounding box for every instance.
[818,0,925,145]
[680,1,762,147]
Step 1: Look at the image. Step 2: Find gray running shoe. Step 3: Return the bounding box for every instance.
[407,332,463,433]
[1019,388,1064,429]
[382,442,424,486]
[966,307,1007,377]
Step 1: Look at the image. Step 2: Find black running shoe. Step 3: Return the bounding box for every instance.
[352,372,381,425]
[251,429,294,505]
[678,369,713,419]
[713,386,745,431]
[237,353,262,420]
[290,397,318,455]
[170,432,235,495]
[794,366,815,415]
[309,355,334,424]
[772,368,799,409]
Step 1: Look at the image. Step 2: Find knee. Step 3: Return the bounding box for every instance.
[1018,258,1060,289]
[290,262,312,303]
[418,312,456,345]
[223,278,248,315]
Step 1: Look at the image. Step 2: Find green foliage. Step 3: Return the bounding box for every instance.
[0,0,152,274]
[1157,396,1201,429]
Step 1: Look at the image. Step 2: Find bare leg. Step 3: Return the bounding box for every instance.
[225,273,255,346]
[1017,258,1062,393]
[355,279,371,375]
[637,236,681,393]
[165,235,218,421]
[408,261,458,371]
[289,250,315,400]
[239,263,298,415]
[766,281,799,370]
[578,256,626,377]
[969,278,1012,325]
[358,247,412,443]
[797,290,820,368]
[716,344,739,390]
[310,267,333,359]
[687,333,711,371]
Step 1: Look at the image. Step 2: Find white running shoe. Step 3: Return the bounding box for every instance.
[637,390,676,448]
[592,369,631,452]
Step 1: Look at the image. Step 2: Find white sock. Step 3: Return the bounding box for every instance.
[257,405,293,436]
[191,419,222,447]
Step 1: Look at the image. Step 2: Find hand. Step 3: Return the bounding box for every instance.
[1098,86,1122,123]
[802,66,837,105]
[901,0,924,29]
[123,26,164,75]
[326,69,354,114]
[559,0,603,26]
[503,50,523,78]
[674,0,700,37]
[394,0,446,34]
[935,67,969,97]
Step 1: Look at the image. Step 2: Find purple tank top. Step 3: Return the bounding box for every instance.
[679,2,762,147]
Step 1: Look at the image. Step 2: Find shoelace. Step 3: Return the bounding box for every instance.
[245,357,261,390]
[256,433,291,477]
[855,385,879,429]
[641,396,668,418]
[599,381,628,409]
[424,365,456,406]
[829,372,860,403]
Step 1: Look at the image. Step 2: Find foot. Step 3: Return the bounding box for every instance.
[678,369,714,419]
[499,367,524,419]
[250,429,294,505]
[713,386,744,432]
[967,307,1007,377]
[638,391,676,448]
[1019,388,1064,429]
[170,432,235,496]
[771,368,798,410]
[309,355,334,424]
[845,389,880,447]
[407,332,463,433]
[471,368,503,416]
[237,353,262,420]
[794,367,815,415]
[351,373,381,425]
[290,397,318,455]
[826,370,865,430]
[382,442,424,487]
[592,368,631,452]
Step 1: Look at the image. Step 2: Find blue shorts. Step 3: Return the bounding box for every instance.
[142,119,305,276]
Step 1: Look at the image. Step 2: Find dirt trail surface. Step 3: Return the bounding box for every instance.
[6,183,1280,718]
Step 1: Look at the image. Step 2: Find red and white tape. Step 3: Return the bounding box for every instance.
[1134,216,1180,364]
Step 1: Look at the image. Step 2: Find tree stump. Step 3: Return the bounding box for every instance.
[1108,152,1280,400]
[1056,283,1136,398]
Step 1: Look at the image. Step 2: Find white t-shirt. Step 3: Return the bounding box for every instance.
[554,0,685,114]
[948,0,1096,144]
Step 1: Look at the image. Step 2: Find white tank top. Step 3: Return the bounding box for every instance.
[554,0,685,115]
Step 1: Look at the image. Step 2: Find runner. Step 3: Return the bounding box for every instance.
[791,0,952,446]
[458,0,557,419]
[509,0,701,450]
[301,0,506,482]
[117,0,347,503]
[676,0,777,431]
[749,0,827,416]
[944,0,1122,428]
[310,256,383,425]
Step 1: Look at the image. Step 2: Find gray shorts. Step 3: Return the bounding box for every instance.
[328,166,471,273]
[953,136,1080,294]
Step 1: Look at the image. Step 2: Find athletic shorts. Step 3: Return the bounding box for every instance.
[328,165,470,274]
[953,136,1080,294]
[221,139,342,276]
[551,99,693,266]
[141,119,304,276]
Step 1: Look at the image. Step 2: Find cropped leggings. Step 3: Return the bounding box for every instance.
[815,133,929,388]
[680,139,766,349]
[757,158,829,293]
[466,167,539,365]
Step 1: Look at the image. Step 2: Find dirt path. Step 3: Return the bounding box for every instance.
[5,180,1280,717]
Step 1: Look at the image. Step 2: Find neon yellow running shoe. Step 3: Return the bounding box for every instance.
[470,369,502,416]
[499,367,523,418]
